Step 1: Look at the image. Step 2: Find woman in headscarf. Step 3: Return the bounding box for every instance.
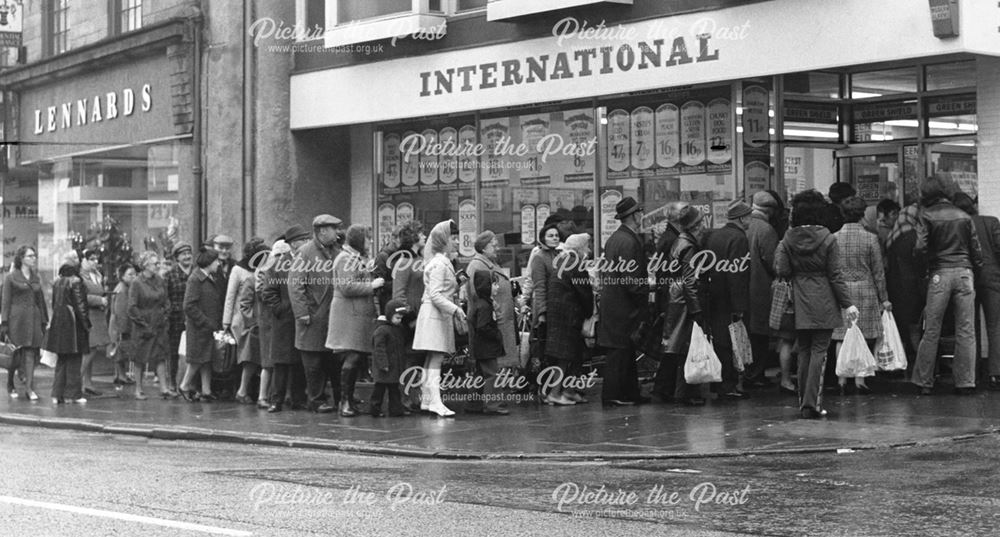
[544,233,594,405]
[885,203,926,361]
[226,238,269,404]
[128,251,175,399]
[390,220,427,411]
[412,220,465,417]
[466,230,518,371]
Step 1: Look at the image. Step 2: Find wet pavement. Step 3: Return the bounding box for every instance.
[2,367,999,460]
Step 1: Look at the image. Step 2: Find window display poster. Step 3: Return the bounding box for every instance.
[680,101,706,168]
[482,188,503,212]
[514,188,539,206]
[481,119,510,182]
[458,125,477,183]
[948,171,978,198]
[564,109,596,179]
[420,129,439,187]
[378,203,396,248]
[535,204,550,235]
[745,161,770,197]
[519,113,550,181]
[396,202,414,225]
[458,200,478,257]
[630,107,655,170]
[854,162,882,202]
[383,134,401,189]
[600,189,623,248]
[706,98,733,167]
[401,131,420,187]
[742,85,769,149]
[521,204,537,245]
[607,109,631,175]
[655,104,680,169]
[438,127,458,184]
[549,189,576,211]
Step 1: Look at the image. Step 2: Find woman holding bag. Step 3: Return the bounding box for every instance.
[46,261,91,404]
[775,190,858,419]
[412,220,465,417]
[1,246,47,400]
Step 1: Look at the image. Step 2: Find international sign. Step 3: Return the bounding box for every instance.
[0,2,21,48]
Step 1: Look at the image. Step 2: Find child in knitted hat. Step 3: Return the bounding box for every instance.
[371,299,410,417]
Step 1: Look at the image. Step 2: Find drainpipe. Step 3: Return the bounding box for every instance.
[242,0,256,239]
[187,4,204,244]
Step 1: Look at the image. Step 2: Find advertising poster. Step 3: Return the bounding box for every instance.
[458,125,477,183]
[519,113,550,182]
[383,133,401,189]
[419,128,439,187]
[742,86,769,148]
[438,127,458,185]
[378,203,396,248]
[482,188,503,212]
[458,200,477,257]
[480,119,510,182]
[564,109,596,180]
[395,202,414,225]
[600,189,623,248]
[535,204,550,234]
[607,109,630,175]
[744,161,770,196]
[520,204,537,245]
[680,101,706,168]
[706,98,733,168]
[655,103,680,169]
[630,106,655,171]
[400,130,420,187]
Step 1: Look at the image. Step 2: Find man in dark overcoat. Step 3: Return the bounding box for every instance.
[703,200,752,399]
[288,214,343,413]
[597,197,649,406]
[652,201,687,400]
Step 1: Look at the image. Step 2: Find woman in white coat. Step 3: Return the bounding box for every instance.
[412,220,466,417]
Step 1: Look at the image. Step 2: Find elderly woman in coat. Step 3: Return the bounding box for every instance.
[108,263,136,388]
[527,222,561,373]
[79,249,109,397]
[1,245,48,400]
[326,224,385,417]
[45,262,91,404]
[128,251,176,400]
[226,238,268,405]
[544,233,594,405]
[179,248,225,401]
[775,190,858,419]
[832,197,890,395]
[412,220,465,417]
[390,220,426,410]
[466,230,518,371]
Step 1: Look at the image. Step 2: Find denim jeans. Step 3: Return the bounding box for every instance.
[796,329,831,411]
[912,267,977,388]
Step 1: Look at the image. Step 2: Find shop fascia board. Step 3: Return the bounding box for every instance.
[324,13,447,48]
[0,18,190,91]
[487,0,633,22]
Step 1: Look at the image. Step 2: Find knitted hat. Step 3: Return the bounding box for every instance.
[384,298,408,317]
[474,230,496,253]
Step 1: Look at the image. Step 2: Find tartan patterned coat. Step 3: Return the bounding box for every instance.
[165,264,191,336]
[831,223,887,340]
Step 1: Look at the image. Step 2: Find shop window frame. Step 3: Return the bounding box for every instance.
[44,0,70,58]
[324,0,447,48]
[110,0,142,36]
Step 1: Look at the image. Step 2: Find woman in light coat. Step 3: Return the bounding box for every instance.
[326,224,385,417]
[225,238,268,405]
[1,246,47,400]
[465,230,518,370]
[412,220,466,417]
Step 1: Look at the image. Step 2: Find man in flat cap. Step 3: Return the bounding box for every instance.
[163,241,194,392]
[598,196,649,406]
[744,190,786,391]
[288,214,344,413]
[703,200,753,400]
[210,234,238,285]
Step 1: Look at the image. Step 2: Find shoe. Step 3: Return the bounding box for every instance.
[27,391,38,401]
[988,377,1000,391]
[428,402,455,417]
[838,384,855,396]
[257,400,270,409]
[800,407,822,419]
[603,399,635,407]
[919,386,934,396]
[340,401,357,417]
[113,377,126,386]
[370,410,384,418]
[52,398,64,405]
[388,409,413,417]
[482,408,510,415]
[8,392,18,399]
[123,376,136,385]
[313,403,335,414]
[779,384,797,396]
[856,384,873,396]
[682,397,706,406]
[200,393,217,402]
[267,404,282,413]
[134,392,148,401]
[72,398,87,404]
[953,387,976,396]
[720,390,749,400]
[179,389,199,402]
[235,395,254,405]
[161,391,180,399]
[564,391,589,404]
[83,387,102,396]
[544,394,577,406]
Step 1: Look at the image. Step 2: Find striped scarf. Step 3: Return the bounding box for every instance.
[885,204,919,250]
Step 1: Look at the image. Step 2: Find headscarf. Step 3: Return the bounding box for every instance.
[424,220,454,262]
[885,203,920,250]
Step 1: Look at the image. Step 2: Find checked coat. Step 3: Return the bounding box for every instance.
[831,223,887,340]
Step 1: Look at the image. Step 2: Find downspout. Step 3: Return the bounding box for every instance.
[187,4,204,243]
[242,0,256,239]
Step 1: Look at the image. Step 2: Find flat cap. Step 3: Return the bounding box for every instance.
[312,214,343,228]
[171,241,193,258]
[212,234,234,246]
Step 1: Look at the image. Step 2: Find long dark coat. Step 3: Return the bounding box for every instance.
[44,274,90,354]
[468,270,505,362]
[545,253,593,364]
[972,215,1000,292]
[260,252,299,366]
[661,232,706,355]
[746,212,779,335]
[288,238,340,352]
[325,246,377,354]
[703,223,751,344]
[390,249,425,354]
[184,268,226,365]
[597,224,648,349]
[128,272,170,365]
[774,226,853,330]
[466,253,518,368]
[372,319,406,383]
[1,268,48,348]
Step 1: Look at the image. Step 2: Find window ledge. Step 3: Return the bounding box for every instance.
[487,0,632,22]
[325,13,447,48]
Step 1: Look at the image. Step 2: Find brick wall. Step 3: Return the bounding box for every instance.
[977,55,1000,218]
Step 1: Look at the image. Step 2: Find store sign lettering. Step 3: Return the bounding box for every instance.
[418,35,720,97]
[33,84,152,135]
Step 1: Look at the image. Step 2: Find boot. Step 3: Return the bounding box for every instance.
[339,399,357,417]
[420,375,431,412]
[425,368,454,417]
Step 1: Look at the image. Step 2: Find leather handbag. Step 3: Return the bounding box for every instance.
[453,311,468,336]
[0,339,17,370]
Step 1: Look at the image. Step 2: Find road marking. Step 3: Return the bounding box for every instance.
[0,495,252,536]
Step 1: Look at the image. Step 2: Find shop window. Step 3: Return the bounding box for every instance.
[925,93,976,137]
[926,60,975,91]
[336,0,411,22]
[455,0,486,12]
[851,99,918,142]
[783,72,841,99]
[46,0,69,57]
[782,100,840,142]
[784,147,835,201]
[325,0,446,48]
[931,141,977,199]
[488,0,632,22]
[115,0,142,34]
[850,67,917,99]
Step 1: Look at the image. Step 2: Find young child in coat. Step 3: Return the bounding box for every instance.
[371,298,410,417]
[467,270,508,414]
